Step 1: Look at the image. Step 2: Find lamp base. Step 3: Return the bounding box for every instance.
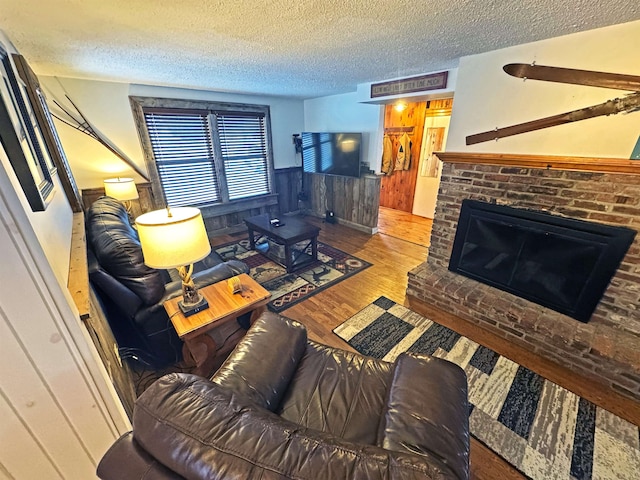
[178,296,209,317]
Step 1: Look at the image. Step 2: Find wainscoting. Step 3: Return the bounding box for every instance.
[82,167,301,234]
[82,168,381,234]
[274,167,303,213]
[303,172,381,232]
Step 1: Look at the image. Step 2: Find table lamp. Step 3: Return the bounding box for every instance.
[104,177,139,213]
[136,207,212,316]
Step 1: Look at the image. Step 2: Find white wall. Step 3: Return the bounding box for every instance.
[0,180,127,477]
[41,78,147,189]
[0,140,74,286]
[304,91,384,172]
[40,77,306,189]
[447,19,640,157]
[0,118,73,290]
[0,36,74,285]
[0,32,129,479]
[413,115,451,218]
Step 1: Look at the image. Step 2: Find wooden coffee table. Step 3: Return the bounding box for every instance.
[244,213,321,272]
[164,273,270,377]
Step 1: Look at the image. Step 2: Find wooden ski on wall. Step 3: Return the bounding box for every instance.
[466,63,640,145]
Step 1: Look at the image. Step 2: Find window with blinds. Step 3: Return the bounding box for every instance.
[144,111,220,207]
[140,104,273,208]
[217,113,270,200]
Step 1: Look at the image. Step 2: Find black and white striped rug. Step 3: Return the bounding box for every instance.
[333,296,640,480]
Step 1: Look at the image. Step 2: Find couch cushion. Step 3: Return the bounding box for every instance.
[86,196,165,305]
[277,341,394,445]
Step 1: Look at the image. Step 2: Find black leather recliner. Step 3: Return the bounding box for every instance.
[97,311,470,479]
[86,196,249,368]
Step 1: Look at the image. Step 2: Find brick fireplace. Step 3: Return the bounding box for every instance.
[407,152,640,401]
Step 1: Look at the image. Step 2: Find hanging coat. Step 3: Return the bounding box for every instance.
[381,134,393,175]
[394,133,412,170]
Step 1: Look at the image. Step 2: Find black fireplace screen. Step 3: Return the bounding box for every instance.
[448,200,636,322]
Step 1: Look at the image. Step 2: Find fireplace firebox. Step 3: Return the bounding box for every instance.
[448,200,636,322]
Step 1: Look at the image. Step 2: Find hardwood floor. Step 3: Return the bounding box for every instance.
[211,210,638,480]
[377,205,433,247]
[212,213,428,350]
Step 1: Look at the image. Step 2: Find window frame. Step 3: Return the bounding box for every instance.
[0,44,55,211]
[130,96,277,215]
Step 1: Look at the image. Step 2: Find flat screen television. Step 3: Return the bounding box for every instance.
[301,132,361,178]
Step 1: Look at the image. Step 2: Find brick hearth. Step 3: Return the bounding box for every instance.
[407,153,640,401]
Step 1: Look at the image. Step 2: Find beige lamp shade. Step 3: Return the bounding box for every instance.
[104,177,139,201]
[135,207,211,269]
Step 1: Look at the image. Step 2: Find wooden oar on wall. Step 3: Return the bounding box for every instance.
[466,63,640,145]
[47,83,150,181]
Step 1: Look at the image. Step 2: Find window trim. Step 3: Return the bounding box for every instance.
[129,96,276,213]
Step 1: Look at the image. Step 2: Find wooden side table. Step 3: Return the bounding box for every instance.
[163,273,270,377]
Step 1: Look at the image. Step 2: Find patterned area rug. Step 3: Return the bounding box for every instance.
[333,296,640,480]
[214,238,371,312]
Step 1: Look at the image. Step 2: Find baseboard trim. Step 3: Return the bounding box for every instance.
[337,217,378,234]
[210,224,248,237]
[303,211,377,234]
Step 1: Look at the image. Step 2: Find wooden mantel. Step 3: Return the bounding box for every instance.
[435,152,640,175]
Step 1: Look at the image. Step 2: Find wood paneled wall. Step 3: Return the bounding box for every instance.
[81,168,379,234]
[303,172,380,232]
[274,167,303,214]
[82,171,378,235]
[380,102,427,212]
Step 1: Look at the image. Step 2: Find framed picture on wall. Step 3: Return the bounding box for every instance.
[0,42,54,211]
[13,54,83,212]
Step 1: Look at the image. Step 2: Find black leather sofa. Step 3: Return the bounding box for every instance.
[86,196,249,368]
[97,311,470,479]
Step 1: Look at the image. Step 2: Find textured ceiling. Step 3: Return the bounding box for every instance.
[1,0,639,98]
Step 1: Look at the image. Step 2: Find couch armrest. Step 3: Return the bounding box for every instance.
[155,260,251,306]
[97,432,182,480]
[211,312,307,410]
[131,373,457,480]
[379,354,470,480]
[192,259,249,283]
[88,250,143,317]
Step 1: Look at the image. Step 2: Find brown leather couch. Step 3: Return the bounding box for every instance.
[97,312,470,479]
[86,196,249,368]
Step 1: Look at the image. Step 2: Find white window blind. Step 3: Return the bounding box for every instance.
[144,110,220,207]
[217,113,270,200]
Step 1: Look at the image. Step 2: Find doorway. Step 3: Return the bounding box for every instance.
[377,98,452,247]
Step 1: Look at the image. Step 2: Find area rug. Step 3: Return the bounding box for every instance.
[214,238,371,312]
[333,296,640,480]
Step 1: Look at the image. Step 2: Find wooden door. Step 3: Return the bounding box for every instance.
[379,99,453,213]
